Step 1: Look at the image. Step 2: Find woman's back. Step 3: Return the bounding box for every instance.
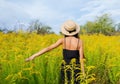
[62,36,80,64]
[61,36,81,84]
[62,36,80,50]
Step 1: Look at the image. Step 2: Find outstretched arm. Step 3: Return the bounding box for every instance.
[79,40,85,76]
[25,38,63,62]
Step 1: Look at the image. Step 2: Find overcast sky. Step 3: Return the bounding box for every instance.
[0,0,120,33]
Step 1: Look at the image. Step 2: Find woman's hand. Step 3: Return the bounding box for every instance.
[25,56,35,62]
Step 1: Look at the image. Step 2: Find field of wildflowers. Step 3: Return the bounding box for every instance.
[0,32,120,84]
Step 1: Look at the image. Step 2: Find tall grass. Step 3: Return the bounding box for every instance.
[0,32,120,84]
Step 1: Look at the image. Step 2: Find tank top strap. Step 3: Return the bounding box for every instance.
[76,39,79,50]
[64,37,66,49]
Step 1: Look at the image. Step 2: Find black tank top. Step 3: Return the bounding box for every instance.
[63,38,80,65]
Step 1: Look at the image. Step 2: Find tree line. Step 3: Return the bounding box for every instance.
[0,14,120,35]
[80,14,120,35]
[0,20,54,35]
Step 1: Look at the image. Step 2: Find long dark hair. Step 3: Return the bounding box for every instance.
[64,33,80,38]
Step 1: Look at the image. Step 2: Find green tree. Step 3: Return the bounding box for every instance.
[95,14,115,35]
[83,21,95,34]
[37,25,54,34]
[0,29,2,32]
[28,20,54,34]
[83,14,115,35]
[116,23,120,32]
[0,27,8,33]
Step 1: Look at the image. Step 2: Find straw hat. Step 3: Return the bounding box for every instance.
[61,20,80,35]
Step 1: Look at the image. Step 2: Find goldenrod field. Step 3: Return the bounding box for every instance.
[0,32,120,84]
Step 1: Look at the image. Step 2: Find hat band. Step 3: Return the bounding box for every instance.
[65,28,76,33]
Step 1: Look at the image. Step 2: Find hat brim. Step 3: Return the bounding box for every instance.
[61,23,80,36]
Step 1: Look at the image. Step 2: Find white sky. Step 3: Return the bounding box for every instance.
[0,0,120,33]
